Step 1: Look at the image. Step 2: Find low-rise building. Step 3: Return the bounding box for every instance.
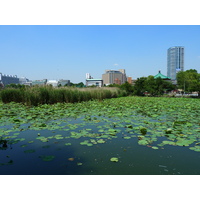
[0,73,19,86]
[46,80,58,87]
[58,79,70,86]
[86,79,103,87]
[19,77,32,86]
[127,77,132,84]
[32,79,47,86]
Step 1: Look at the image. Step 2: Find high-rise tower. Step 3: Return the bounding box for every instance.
[167,46,184,80]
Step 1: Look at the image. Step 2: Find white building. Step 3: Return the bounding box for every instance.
[86,73,93,79]
[46,80,58,87]
[86,79,103,87]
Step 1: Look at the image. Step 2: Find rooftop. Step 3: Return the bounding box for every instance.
[154,71,171,80]
[86,79,102,81]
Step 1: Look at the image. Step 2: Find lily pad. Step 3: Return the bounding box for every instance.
[124,136,131,139]
[24,149,35,153]
[13,133,20,136]
[64,143,72,146]
[189,146,200,152]
[176,139,195,146]
[39,155,55,161]
[21,144,27,148]
[97,139,105,144]
[152,146,159,150]
[162,140,176,145]
[110,157,119,162]
[138,139,149,145]
[140,127,147,135]
[165,128,172,134]
[77,162,83,166]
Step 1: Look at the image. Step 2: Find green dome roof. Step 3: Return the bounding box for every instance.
[154,71,171,79]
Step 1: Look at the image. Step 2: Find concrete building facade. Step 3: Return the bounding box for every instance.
[58,79,70,86]
[0,73,19,86]
[167,46,184,80]
[127,77,132,84]
[102,69,127,86]
[86,79,103,87]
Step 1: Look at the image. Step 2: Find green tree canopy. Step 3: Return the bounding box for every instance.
[133,77,147,96]
[70,82,85,88]
[133,76,175,96]
[119,82,134,95]
[177,69,200,92]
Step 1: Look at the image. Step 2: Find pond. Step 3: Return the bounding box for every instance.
[1,97,200,175]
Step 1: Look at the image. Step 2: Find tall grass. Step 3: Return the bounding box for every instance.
[0,86,127,105]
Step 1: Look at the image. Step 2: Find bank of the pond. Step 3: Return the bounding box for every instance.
[0,86,127,105]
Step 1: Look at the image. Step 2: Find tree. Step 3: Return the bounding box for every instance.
[70,82,85,88]
[133,77,147,96]
[133,76,175,96]
[177,69,200,93]
[119,82,134,95]
[106,83,120,88]
[145,76,158,96]
[6,83,25,89]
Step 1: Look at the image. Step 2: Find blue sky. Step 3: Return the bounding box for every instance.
[0,25,200,83]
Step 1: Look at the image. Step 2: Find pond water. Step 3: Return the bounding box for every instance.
[1,117,200,175]
[1,97,200,175]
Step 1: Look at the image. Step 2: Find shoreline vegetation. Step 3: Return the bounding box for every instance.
[0,86,127,106]
[1,69,200,105]
[0,84,199,106]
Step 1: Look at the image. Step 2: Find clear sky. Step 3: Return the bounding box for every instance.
[0,25,200,83]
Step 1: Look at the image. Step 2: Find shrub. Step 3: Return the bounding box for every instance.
[0,88,24,103]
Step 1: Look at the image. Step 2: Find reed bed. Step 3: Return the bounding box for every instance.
[0,86,127,105]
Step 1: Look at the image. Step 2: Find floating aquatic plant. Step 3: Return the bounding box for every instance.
[39,155,55,161]
[77,162,83,166]
[152,146,159,150]
[110,157,119,162]
[64,143,71,146]
[0,96,200,155]
[24,149,35,153]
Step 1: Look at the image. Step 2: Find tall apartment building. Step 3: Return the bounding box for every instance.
[102,69,127,85]
[167,46,184,80]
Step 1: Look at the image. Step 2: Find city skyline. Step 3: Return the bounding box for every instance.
[0,25,200,83]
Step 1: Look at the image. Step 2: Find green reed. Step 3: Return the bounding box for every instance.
[0,86,127,105]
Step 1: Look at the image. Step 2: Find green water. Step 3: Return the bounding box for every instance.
[1,119,200,175]
[1,97,200,175]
